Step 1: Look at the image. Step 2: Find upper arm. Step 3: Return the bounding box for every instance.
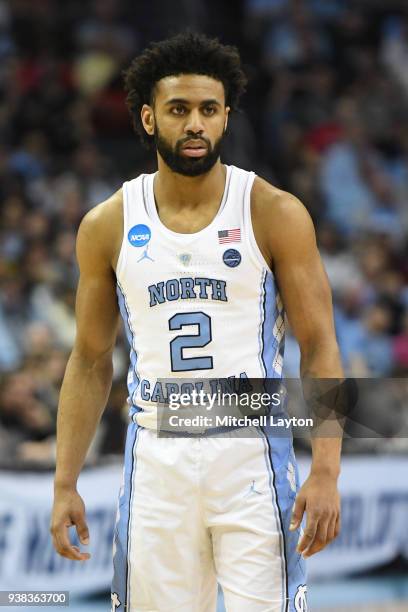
[74,206,120,361]
[252,179,338,356]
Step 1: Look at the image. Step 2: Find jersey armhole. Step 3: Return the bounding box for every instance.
[115,181,129,280]
[243,173,273,274]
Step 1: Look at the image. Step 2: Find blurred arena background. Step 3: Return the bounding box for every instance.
[0,0,407,610]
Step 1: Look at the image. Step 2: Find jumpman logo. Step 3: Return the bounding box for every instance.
[244,480,262,498]
[294,584,308,612]
[111,592,121,611]
[137,246,154,262]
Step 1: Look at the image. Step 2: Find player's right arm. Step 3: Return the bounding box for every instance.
[51,198,121,561]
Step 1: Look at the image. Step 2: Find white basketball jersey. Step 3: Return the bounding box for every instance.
[116,164,285,429]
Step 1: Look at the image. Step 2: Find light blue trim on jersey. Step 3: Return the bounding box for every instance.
[112,421,141,610]
[258,269,306,611]
[257,268,287,609]
[125,424,142,609]
[261,270,285,379]
[114,283,144,608]
[259,428,307,612]
[116,282,140,417]
[259,430,288,612]
[257,270,267,378]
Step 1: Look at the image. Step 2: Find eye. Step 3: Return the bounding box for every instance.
[171,105,186,115]
[203,105,216,116]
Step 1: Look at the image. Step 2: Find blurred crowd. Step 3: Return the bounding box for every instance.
[0,0,408,466]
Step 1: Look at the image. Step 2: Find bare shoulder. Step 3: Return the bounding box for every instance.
[252,176,312,227]
[77,188,123,271]
[251,176,317,265]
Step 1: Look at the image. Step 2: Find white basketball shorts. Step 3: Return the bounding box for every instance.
[111,422,307,612]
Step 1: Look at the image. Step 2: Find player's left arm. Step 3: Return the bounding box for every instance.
[253,178,343,557]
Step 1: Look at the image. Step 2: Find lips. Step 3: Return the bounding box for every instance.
[181,141,208,157]
[182,139,207,148]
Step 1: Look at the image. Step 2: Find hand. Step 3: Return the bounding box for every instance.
[50,487,91,561]
[289,471,340,558]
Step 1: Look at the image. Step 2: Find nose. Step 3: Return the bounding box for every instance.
[184,108,204,135]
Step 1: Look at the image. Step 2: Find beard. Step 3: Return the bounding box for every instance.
[154,126,225,177]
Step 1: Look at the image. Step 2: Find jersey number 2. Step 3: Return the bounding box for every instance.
[168,312,213,372]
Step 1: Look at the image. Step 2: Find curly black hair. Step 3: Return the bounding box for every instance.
[123,31,247,147]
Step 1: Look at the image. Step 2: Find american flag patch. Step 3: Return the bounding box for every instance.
[218,228,241,244]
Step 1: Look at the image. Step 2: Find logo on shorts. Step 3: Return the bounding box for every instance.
[287,461,297,493]
[223,248,241,268]
[294,584,308,612]
[111,592,121,611]
[244,480,263,498]
[128,224,151,247]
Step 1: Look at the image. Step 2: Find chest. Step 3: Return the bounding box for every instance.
[155,203,222,235]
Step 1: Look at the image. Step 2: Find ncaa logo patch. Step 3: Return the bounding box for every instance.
[128,224,151,247]
[294,584,308,612]
[223,248,241,268]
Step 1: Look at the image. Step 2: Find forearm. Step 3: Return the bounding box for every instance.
[54,347,113,490]
[300,341,344,477]
[300,340,343,379]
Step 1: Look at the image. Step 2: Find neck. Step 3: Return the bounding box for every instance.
[154,157,226,210]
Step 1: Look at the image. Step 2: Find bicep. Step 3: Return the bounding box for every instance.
[75,272,119,358]
[74,213,119,359]
[271,201,336,351]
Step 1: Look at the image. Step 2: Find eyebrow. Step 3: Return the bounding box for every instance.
[164,98,222,107]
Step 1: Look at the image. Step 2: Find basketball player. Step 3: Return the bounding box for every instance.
[51,32,343,612]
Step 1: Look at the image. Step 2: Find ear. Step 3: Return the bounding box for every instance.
[224,106,231,132]
[141,104,155,136]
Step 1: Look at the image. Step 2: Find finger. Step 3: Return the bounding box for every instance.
[52,521,90,561]
[71,545,91,561]
[53,525,84,561]
[74,513,90,546]
[297,513,318,554]
[303,516,329,557]
[290,494,306,531]
[56,538,91,561]
[53,534,87,560]
[51,519,73,555]
[326,513,337,543]
[334,512,341,539]
[58,545,91,562]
